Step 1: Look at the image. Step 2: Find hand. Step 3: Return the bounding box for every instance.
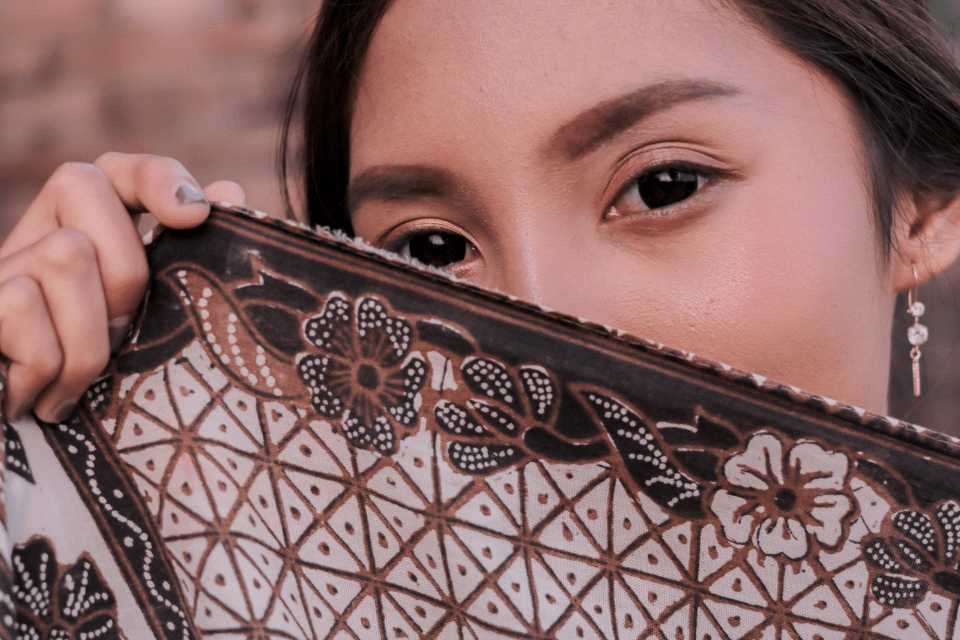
[0,152,246,423]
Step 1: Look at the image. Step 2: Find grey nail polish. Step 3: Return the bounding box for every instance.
[176,183,205,205]
[109,315,132,352]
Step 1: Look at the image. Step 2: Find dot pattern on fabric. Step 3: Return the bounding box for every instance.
[298,355,342,417]
[462,358,521,412]
[583,392,701,509]
[467,399,518,435]
[297,294,428,455]
[938,501,960,563]
[357,298,412,361]
[303,294,351,352]
[864,539,904,573]
[434,400,488,437]
[892,510,938,555]
[448,441,523,475]
[12,538,121,640]
[870,574,927,608]
[519,367,555,420]
[892,539,932,572]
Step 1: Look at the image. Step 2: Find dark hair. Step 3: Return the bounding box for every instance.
[281,0,960,254]
[279,0,395,232]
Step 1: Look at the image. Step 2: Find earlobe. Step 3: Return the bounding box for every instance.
[891,190,960,291]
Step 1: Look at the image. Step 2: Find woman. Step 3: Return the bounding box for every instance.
[2,0,960,426]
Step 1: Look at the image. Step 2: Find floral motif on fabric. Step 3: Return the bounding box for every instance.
[45,219,960,640]
[864,501,960,608]
[12,537,121,640]
[709,432,855,559]
[297,294,428,454]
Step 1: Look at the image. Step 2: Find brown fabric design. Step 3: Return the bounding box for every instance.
[12,537,121,640]
[16,204,960,640]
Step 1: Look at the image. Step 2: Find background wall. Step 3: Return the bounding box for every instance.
[2,0,960,434]
[0,0,320,231]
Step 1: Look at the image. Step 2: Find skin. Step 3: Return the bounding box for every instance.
[0,156,246,422]
[2,0,960,421]
[349,0,960,413]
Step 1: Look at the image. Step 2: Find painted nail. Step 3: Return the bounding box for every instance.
[175,183,206,205]
[50,398,79,424]
[109,315,132,352]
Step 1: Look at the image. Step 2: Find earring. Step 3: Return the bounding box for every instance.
[907,265,928,397]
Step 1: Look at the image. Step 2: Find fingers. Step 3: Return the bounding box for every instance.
[94,152,211,229]
[0,277,60,421]
[0,152,222,424]
[1,162,148,329]
[1,153,213,329]
[0,230,110,422]
[204,180,247,206]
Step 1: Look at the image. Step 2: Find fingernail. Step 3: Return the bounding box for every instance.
[109,315,132,352]
[50,398,79,424]
[176,183,206,205]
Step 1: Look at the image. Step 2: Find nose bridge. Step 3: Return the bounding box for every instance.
[489,198,569,306]
[495,228,544,303]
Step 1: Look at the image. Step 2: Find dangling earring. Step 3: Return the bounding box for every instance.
[907,265,928,397]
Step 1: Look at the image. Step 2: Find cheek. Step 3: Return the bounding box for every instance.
[578,160,883,382]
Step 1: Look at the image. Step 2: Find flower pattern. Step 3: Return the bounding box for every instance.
[13,537,120,640]
[709,432,854,559]
[26,209,960,640]
[297,294,428,454]
[864,501,960,608]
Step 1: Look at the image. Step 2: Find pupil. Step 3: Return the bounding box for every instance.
[638,169,698,209]
[409,232,468,268]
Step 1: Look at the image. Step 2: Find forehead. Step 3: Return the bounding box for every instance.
[352,0,853,168]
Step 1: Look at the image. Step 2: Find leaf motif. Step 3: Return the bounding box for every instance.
[892,510,937,555]
[448,441,525,475]
[869,574,927,608]
[462,357,524,415]
[171,267,293,398]
[518,366,556,422]
[579,390,703,519]
[937,501,960,564]
[863,538,904,572]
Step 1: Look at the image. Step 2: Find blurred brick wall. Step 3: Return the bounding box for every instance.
[2,0,960,434]
[0,0,321,237]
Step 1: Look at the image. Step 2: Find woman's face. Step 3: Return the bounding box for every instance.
[349,0,898,413]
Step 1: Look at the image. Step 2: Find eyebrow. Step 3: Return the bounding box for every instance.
[348,165,458,212]
[548,79,740,160]
[348,79,740,211]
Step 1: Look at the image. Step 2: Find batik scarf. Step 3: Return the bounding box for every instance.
[0,204,956,640]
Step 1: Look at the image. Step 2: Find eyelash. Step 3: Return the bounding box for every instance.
[606,160,719,220]
[380,160,722,266]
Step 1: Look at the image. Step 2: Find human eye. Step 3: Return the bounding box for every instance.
[607,162,715,220]
[385,222,479,271]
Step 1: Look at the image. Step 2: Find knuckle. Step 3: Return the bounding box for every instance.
[113,255,150,297]
[0,275,43,315]
[137,154,183,184]
[22,342,64,383]
[64,346,110,383]
[93,151,128,169]
[35,228,97,270]
[49,162,107,192]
